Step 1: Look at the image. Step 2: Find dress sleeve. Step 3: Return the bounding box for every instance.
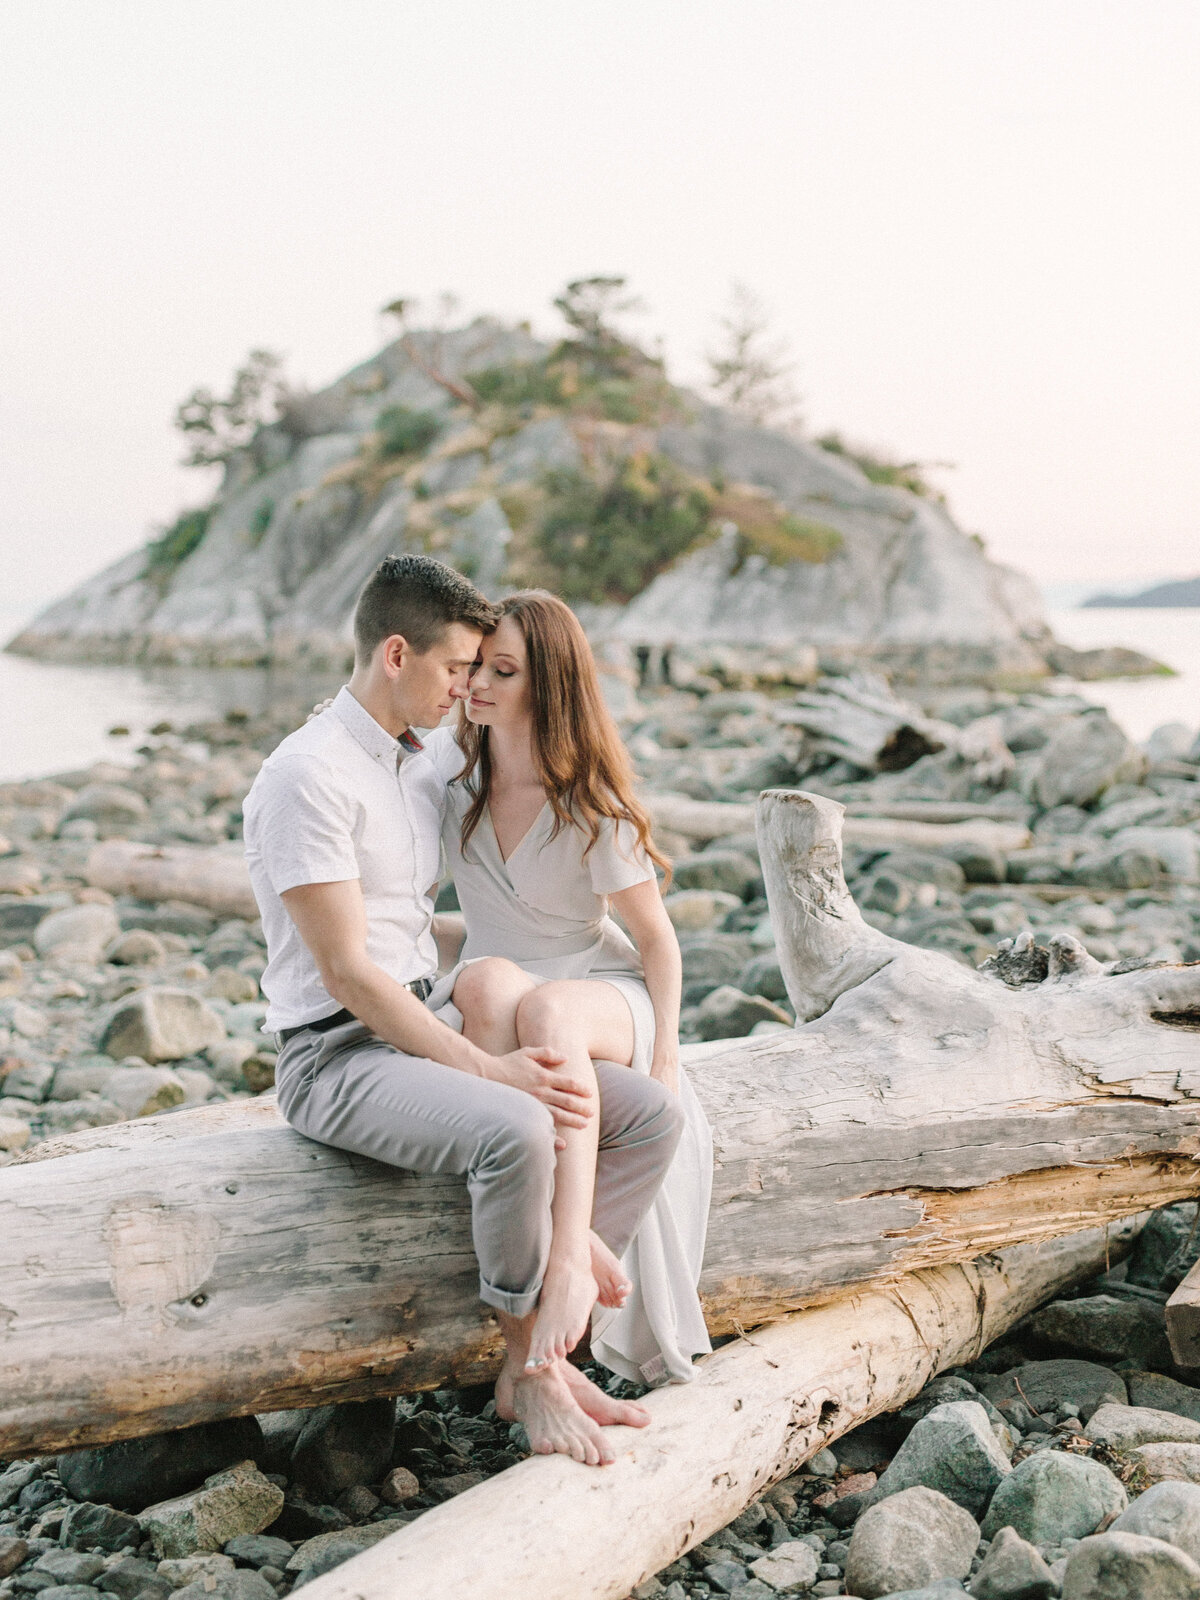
[587,816,656,896]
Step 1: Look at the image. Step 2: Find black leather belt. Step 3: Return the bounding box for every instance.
[277,977,433,1045]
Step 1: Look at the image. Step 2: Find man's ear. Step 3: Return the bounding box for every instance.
[380,634,410,677]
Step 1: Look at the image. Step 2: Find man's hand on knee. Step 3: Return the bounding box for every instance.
[482,1046,596,1130]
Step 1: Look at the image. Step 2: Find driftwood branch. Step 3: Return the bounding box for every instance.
[299,1226,1139,1600]
[3,790,1197,1457]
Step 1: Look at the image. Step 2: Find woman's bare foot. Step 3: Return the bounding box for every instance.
[511,1363,615,1465]
[562,1363,652,1428]
[525,1255,599,1371]
[589,1230,631,1310]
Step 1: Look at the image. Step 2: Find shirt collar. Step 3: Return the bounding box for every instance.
[331,686,422,768]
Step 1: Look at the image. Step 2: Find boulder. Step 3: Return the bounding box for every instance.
[290,1539,365,1589]
[59,1417,265,1512]
[1133,1442,1200,1485]
[95,1557,168,1600]
[862,1402,1010,1519]
[2,1058,54,1101]
[105,929,167,966]
[33,1587,111,1600]
[379,1467,420,1506]
[0,1538,28,1579]
[843,1485,980,1598]
[737,952,789,1003]
[1110,1479,1200,1564]
[975,1359,1127,1423]
[102,1065,187,1118]
[0,1114,29,1153]
[157,1553,236,1587]
[31,1552,106,1586]
[1084,1404,1200,1452]
[58,1501,141,1552]
[1126,1372,1200,1425]
[288,1400,396,1501]
[1126,1205,1199,1289]
[1061,1530,1200,1599]
[174,1571,277,1600]
[139,1462,284,1558]
[34,903,120,963]
[1027,713,1145,809]
[746,1542,820,1593]
[100,988,225,1063]
[693,985,791,1041]
[60,784,149,834]
[223,1535,297,1569]
[671,850,762,900]
[678,933,754,996]
[0,1460,41,1510]
[899,1376,1015,1457]
[967,1525,1055,1599]
[662,890,742,932]
[1108,826,1200,884]
[980,1451,1126,1543]
[282,1520,409,1573]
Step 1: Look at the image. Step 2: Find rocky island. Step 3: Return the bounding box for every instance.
[6,295,1157,686]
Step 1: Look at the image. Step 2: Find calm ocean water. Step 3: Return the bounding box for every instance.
[0,607,1194,783]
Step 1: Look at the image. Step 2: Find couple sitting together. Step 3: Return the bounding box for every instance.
[243,554,713,1467]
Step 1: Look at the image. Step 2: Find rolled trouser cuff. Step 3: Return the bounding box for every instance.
[479,1277,543,1317]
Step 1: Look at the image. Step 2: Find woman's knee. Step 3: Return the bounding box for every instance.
[515,982,575,1040]
[454,958,532,1026]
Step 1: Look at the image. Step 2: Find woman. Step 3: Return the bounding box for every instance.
[424,590,712,1386]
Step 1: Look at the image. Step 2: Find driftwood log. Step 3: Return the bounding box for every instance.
[300,1225,1139,1600]
[86,839,259,919]
[3,789,1198,1457]
[647,790,1030,853]
[774,674,958,771]
[1167,1256,1200,1365]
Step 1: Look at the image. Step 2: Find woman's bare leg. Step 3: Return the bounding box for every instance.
[452,958,537,1054]
[456,964,633,1311]
[515,979,639,1372]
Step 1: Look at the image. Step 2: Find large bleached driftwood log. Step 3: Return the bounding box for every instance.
[647,791,1030,853]
[86,839,259,919]
[299,1226,1138,1600]
[2,790,1198,1456]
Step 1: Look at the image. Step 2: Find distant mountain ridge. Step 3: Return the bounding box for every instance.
[1083,575,1200,608]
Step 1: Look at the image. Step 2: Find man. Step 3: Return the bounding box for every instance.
[243,555,683,1466]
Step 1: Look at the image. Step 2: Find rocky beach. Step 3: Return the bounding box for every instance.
[1,652,1199,1599]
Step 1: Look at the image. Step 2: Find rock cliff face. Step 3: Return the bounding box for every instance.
[10,319,1055,682]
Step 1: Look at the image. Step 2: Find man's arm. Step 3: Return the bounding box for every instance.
[281,879,593,1128]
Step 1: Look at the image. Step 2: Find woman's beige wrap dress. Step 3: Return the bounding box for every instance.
[424,727,712,1385]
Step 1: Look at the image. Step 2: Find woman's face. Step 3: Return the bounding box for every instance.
[466,615,531,728]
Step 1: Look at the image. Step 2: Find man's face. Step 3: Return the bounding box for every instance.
[391,622,484,730]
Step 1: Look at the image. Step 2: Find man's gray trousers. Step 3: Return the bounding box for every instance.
[275,1020,684,1316]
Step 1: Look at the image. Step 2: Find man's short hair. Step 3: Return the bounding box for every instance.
[353,555,496,661]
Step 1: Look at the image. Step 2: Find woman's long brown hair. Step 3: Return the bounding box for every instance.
[455,590,670,882]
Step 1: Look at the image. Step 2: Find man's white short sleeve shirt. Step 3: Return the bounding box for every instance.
[243,687,445,1030]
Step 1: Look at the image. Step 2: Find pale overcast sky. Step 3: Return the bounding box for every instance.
[1,0,1198,623]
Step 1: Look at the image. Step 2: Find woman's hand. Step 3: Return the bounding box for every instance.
[306,697,335,723]
[650,1045,680,1095]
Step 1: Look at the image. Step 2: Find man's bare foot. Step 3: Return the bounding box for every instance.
[589,1230,631,1309]
[562,1362,652,1428]
[511,1362,615,1465]
[525,1255,599,1371]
